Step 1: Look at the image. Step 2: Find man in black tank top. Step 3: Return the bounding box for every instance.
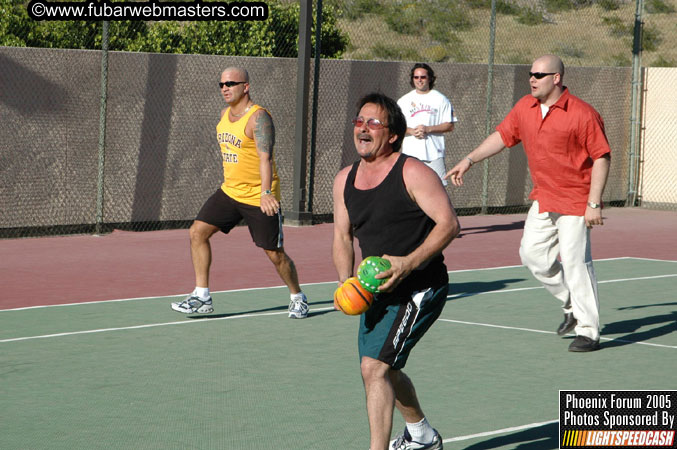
[333,93,460,450]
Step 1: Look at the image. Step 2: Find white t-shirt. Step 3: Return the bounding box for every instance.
[397,89,457,161]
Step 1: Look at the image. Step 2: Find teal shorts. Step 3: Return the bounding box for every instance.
[358,283,447,370]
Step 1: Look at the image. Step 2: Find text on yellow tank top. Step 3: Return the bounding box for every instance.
[216,104,280,207]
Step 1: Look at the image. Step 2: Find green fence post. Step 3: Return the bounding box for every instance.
[307,0,322,214]
[288,0,313,226]
[627,0,644,207]
[482,0,498,214]
[95,21,109,235]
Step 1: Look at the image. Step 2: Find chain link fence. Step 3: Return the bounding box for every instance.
[1,0,675,238]
[638,67,677,209]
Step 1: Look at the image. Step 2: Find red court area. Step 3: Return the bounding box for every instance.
[1,207,675,310]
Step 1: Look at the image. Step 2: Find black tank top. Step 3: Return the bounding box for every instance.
[344,154,447,296]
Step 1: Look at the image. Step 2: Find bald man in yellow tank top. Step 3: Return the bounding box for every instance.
[171,67,309,319]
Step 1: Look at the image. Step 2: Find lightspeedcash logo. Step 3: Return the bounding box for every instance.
[27,0,268,21]
[560,391,677,449]
[562,430,675,447]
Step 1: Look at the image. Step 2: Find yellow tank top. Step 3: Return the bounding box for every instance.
[216,104,280,206]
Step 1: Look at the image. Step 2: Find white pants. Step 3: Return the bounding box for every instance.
[519,201,600,340]
[422,157,447,186]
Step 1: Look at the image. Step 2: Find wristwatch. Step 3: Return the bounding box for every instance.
[587,201,600,209]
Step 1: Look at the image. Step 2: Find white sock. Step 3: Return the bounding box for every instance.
[193,287,210,299]
[290,292,305,302]
[406,417,435,443]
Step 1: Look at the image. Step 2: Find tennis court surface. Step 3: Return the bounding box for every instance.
[1,208,675,449]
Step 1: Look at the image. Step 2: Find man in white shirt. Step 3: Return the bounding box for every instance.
[397,63,457,185]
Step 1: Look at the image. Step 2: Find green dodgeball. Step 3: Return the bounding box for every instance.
[357,256,392,293]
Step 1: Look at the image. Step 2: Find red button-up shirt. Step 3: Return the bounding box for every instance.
[496,88,611,216]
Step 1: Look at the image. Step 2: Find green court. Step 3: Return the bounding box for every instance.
[2,257,675,449]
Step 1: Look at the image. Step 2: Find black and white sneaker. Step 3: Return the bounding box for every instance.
[390,428,443,450]
[288,293,309,319]
[171,295,213,314]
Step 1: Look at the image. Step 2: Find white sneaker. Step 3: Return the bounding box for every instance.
[288,293,309,319]
[171,295,214,314]
[390,428,443,449]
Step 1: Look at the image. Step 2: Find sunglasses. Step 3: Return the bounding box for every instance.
[352,117,388,130]
[529,72,557,79]
[413,75,428,80]
[219,81,246,88]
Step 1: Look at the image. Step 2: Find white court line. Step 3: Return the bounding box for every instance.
[624,257,677,263]
[598,273,677,283]
[438,319,677,349]
[2,257,674,312]
[439,319,555,335]
[448,273,677,299]
[2,268,676,345]
[0,307,335,343]
[1,280,335,312]
[443,419,558,444]
[436,256,660,275]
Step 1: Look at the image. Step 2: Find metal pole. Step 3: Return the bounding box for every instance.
[481,0,497,214]
[95,21,109,235]
[307,0,323,213]
[627,0,644,207]
[288,0,313,226]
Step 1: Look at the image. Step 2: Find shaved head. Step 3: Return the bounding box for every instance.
[534,55,564,78]
[219,67,251,107]
[222,67,249,83]
[529,55,566,105]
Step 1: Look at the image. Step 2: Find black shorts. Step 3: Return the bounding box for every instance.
[196,189,283,250]
[358,283,447,370]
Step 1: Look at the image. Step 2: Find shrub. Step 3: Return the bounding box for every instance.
[651,55,676,67]
[328,0,384,20]
[553,43,585,59]
[645,0,676,14]
[383,0,473,35]
[602,15,629,37]
[544,0,576,12]
[517,6,546,25]
[608,52,631,66]
[371,43,420,61]
[0,0,348,58]
[598,0,621,11]
[465,0,520,14]
[642,24,663,52]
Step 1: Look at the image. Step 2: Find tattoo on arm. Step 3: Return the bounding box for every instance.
[254,111,275,155]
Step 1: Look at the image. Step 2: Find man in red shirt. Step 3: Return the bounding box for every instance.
[446,54,611,352]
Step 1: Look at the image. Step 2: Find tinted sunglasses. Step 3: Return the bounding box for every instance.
[219,81,246,88]
[413,75,428,80]
[529,72,557,79]
[352,117,388,130]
